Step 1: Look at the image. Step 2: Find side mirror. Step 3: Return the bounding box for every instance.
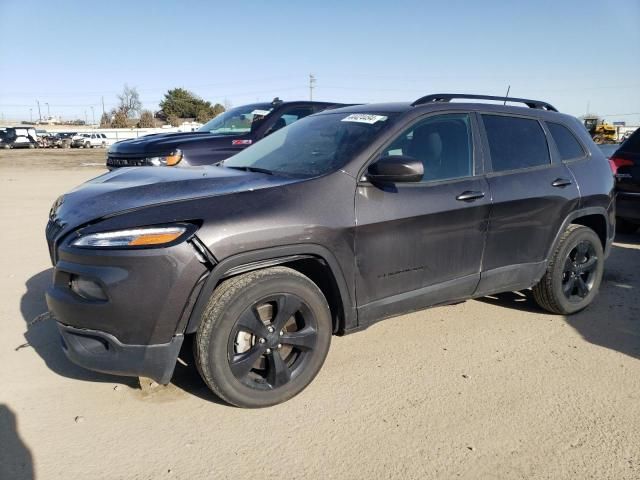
[366,155,424,183]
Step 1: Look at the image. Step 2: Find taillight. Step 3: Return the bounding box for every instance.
[609,156,634,176]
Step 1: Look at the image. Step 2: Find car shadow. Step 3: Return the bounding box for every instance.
[20,269,228,404]
[476,242,640,361]
[0,405,34,480]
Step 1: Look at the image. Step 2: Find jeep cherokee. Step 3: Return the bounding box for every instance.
[46,93,615,408]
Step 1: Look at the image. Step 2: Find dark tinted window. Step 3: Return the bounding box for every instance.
[621,128,640,152]
[384,113,472,182]
[547,122,585,160]
[482,115,550,172]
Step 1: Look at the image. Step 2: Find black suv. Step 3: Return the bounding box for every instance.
[46,94,614,408]
[610,128,640,233]
[106,98,343,168]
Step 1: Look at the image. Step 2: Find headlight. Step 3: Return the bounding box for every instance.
[147,150,182,167]
[71,225,193,248]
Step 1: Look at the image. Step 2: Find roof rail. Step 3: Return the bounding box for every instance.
[411,93,558,112]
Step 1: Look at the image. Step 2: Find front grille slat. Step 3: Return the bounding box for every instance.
[107,153,151,168]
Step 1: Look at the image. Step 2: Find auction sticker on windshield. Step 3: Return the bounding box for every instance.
[251,109,272,117]
[341,114,388,124]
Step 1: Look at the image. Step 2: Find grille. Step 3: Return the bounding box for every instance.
[106,153,150,168]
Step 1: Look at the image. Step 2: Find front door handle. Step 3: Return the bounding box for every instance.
[456,191,485,202]
[551,178,572,187]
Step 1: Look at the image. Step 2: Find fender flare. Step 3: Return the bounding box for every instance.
[545,206,612,262]
[183,243,355,335]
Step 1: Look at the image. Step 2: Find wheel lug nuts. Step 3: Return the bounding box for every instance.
[267,326,274,333]
[277,344,282,349]
[258,338,266,344]
[266,348,271,354]
[279,330,284,336]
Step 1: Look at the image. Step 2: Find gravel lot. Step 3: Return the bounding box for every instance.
[1,150,639,479]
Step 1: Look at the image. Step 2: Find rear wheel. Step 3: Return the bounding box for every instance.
[195,267,332,408]
[533,225,604,314]
[85,142,91,149]
[616,218,638,234]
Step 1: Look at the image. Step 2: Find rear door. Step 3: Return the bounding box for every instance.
[475,113,580,295]
[355,112,491,323]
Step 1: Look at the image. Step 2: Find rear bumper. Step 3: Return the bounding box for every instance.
[58,323,183,384]
[616,191,640,222]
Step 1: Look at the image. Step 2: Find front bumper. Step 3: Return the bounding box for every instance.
[58,323,184,384]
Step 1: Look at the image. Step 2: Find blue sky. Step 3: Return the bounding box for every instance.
[1,0,639,123]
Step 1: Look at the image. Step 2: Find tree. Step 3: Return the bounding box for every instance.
[159,88,225,120]
[167,114,181,127]
[111,109,129,128]
[99,112,111,128]
[117,84,142,118]
[137,110,155,128]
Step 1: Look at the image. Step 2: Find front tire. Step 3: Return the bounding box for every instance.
[533,225,604,314]
[195,267,332,408]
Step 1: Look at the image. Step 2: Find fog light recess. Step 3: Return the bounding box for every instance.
[69,274,108,301]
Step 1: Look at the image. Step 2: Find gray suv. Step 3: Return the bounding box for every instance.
[45,94,615,408]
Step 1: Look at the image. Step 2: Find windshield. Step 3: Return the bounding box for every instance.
[223,112,397,176]
[198,103,273,135]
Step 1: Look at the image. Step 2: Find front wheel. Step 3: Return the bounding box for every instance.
[195,267,332,408]
[533,225,604,314]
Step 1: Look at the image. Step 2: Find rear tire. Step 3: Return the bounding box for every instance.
[533,225,604,315]
[616,218,638,234]
[195,267,332,408]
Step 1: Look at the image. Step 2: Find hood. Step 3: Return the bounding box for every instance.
[51,166,297,233]
[109,131,245,154]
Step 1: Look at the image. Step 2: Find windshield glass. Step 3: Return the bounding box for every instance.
[198,103,273,135]
[223,112,397,176]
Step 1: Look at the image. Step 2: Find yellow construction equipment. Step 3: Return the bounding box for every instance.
[583,116,618,144]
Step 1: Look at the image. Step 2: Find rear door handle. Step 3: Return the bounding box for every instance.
[456,191,485,202]
[551,178,572,187]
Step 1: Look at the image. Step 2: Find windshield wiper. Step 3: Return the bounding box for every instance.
[226,166,275,175]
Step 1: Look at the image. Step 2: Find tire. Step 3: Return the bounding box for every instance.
[195,266,332,408]
[533,225,604,315]
[28,143,35,149]
[85,142,91,149]
[616,217,638,234]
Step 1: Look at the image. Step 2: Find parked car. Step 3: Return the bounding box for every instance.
[0,127,39,148]
[46,93,614,407]
[71,133,107,148]
[105,98,346,168]
[610,129,640,233]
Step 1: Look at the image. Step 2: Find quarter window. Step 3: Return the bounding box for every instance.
[547,122,585,160]
[383,113,473,182]
[482,115,550,172]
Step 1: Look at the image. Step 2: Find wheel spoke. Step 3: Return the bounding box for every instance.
[230,345,266,379]
[280,326,317,351]
[563,276,576,296]
[237,307,268,338]
[575,242,588,263]
[273,294,302,332]
[575,277,589,297]
[581,256,597,273]
[266,350,291,388]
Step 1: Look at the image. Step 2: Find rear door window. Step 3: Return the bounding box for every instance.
[547,122,585,160]
[482,115,550,172]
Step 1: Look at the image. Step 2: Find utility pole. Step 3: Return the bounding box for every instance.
[45,102,50,118]
[30,109,33,123]
[36,100,42,122]
[91,106,95,125]
[309,73,316,101]
[101,96,105,116]
[84,110,87,125]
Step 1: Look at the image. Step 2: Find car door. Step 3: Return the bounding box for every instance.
[474,113,580,296]
[355,112,491,325]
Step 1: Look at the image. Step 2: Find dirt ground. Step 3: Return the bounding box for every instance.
[1,150,639,480]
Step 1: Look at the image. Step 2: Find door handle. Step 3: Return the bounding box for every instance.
[456,191,485,202]
[551,178,572,187]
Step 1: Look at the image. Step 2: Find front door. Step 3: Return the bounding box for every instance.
[355,113,491,325]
